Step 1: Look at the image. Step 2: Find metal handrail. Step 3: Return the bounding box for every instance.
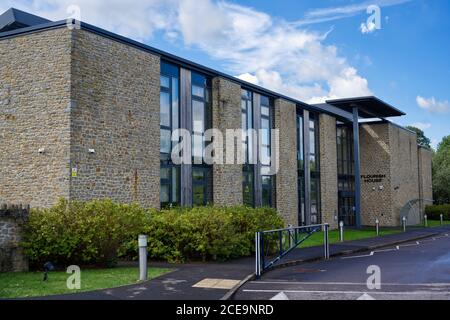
[256,223,330,277]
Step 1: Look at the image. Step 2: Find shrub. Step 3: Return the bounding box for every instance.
[141,206,283,263]
[23,200,284,267]
[425,204,450,220]
[22,199,149,268]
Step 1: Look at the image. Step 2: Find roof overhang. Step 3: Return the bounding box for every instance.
[0,8,51,33]
[326,96,406,118]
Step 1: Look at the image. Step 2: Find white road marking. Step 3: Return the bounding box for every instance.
[270,292,289,300]
[341,251,374,260]
[372,248,399,253]
[357,293,376,300]
[251,281,450,287]
[243,289,449,296]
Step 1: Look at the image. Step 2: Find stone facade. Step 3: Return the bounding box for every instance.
[0,205,29,272]
[360,122,425,226]
[319,114,338,229]
[70,29,160,208]
[211,77,243,206]
[274,99,298,226]
[0,29,72,208]
[418,146,433,209]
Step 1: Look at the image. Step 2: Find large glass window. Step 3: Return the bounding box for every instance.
[337,123,355,226]
[242,89,254,207]
[260,95,274,207]
[297,113,305,225]
[309,114,321,224]
[191,72,212,206]
[160,62,180,208]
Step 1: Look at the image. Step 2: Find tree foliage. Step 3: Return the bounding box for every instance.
[406,126,431,148]
[433,135,450,204]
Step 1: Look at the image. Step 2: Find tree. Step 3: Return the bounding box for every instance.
[406,126,431,148]
[433,135,450,204]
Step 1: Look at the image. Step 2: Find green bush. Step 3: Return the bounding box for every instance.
[22,199,149,268]
[425,204,450,220]
[23,200,284,266]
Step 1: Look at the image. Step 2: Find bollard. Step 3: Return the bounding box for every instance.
[339,221,344,242]
[440,214,444,226]
[255,232,261,278]
[402,216,407,232]
[424,214,428,227]
[375,219,380,236]
[138,235,148,281]
[324,224,330,260]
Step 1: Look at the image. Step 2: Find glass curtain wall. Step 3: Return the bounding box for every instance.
[337,122,356,226]
[241,89,254,207]
[309,114,321,224]
[160,62,180,208]
[191,72,212,206]
[260,95,274,207]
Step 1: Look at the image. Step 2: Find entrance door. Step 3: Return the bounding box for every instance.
[338,191,356,226]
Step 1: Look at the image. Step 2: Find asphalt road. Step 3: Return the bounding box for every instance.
[235,230,450,300]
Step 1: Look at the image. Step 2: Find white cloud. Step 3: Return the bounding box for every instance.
[1,0,375,102]
[417,96,450,114]
[360,21,377,34]
[409,122,431,130]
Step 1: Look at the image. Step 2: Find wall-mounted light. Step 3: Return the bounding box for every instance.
[379,185,384,191]
[38,148,45,154]
[88,149,96,154]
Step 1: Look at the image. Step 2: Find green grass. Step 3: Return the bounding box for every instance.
[0,267,172,299]
[415,219,450,228]
[298,228,402,248]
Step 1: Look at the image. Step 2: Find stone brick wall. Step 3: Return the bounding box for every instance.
[418,146,433,209]
[0,29,72,207]
[211,77,243,206]
[360,122,421,227]
[70,29,160,208]
[360,123,393,226]
[274,99,298,226]
[389,125,420,224]
[319,114,338,229]
[0,205,29,272]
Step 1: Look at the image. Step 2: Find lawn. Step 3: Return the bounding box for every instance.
[0,267,172,299]
[298,227,402,248]
[422,220,450,227]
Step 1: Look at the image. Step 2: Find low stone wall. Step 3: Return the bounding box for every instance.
[0,204,29,272]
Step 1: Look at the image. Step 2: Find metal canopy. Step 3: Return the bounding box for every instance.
[326,96,406,118]
[0,8,50,33]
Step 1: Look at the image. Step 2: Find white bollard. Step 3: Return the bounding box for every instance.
[375,219,380,236]
[402,216,407,232]
[440,214,444,226]
[424,214,428,227]
[339,221,344,242]
[138,235,148,281]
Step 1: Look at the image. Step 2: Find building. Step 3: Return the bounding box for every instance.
[0,8,433,228]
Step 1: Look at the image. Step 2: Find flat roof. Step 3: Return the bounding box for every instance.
[0,8,50,33]
[326,96,406,118]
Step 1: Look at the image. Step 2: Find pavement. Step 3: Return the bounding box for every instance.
[36,225,449,300]
[234,225,450,300]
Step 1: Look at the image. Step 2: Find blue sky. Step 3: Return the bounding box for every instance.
[2,0,449,148]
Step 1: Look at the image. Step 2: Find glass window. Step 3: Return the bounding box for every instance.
[192,85,205,98]
[160,129,171,154]
[161,76,170,88]
[160,92,171,127]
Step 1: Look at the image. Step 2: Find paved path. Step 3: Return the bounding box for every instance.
[38,226,448,300]
[235,226,450,300]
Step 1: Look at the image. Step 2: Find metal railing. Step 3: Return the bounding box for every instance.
[255,223,329,277]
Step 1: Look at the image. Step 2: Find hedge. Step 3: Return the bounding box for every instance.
[425,204,450,220]
[22,199,284,267]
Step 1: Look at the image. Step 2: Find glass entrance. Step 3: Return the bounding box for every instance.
[338,192,356,226]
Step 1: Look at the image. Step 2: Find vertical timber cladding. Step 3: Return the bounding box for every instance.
[211,77,243,206]
[0,28,72,208]
[70,29,160,208]
[274,99,298,226]
[318,114,338,229]
[360,122,421,227]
